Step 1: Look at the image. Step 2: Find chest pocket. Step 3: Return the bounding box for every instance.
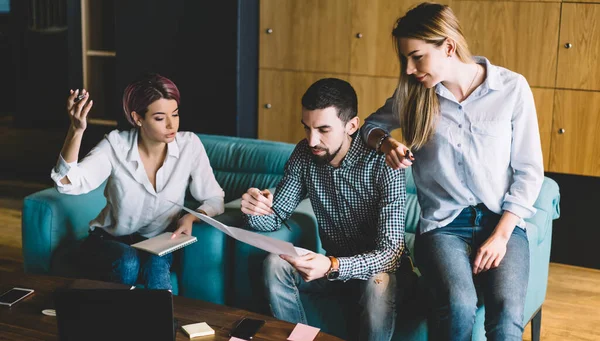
[470,120,511,138]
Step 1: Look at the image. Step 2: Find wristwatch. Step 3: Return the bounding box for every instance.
[325,256,340,281]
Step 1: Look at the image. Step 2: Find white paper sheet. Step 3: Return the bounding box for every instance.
[171,201,303,257]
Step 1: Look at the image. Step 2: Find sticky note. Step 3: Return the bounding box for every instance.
[287,323,320,341]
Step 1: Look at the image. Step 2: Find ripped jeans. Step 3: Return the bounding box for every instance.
[262,253,398,341]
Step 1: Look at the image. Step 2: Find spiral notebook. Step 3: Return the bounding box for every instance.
[131,232,197,257]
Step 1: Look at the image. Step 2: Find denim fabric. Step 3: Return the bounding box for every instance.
[79,229,173,290]
[415,204,529,341]
[263,254,398,341]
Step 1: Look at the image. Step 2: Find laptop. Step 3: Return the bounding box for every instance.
[54,288,177,341]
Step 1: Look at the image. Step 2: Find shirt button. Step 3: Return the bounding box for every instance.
[457,143,461,147]
[458,124,463,128]
[458,162,462,166]
[458,105,463,110]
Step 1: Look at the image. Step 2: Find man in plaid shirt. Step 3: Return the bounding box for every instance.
[241,78,409,341]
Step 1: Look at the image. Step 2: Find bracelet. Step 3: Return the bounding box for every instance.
[375,133,390,155]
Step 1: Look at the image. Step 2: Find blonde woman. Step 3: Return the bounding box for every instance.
[361,3,543,340]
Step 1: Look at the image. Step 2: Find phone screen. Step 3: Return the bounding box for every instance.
[0,288,34,306]
[230,318,265,339]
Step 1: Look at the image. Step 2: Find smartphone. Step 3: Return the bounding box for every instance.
[0,287,35,307]
[229,318,265,340]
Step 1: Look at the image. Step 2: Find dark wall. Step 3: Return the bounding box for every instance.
[0,13,15,116]
[545,173,600,270]
[11,0,70,129]
[115,0,258,136]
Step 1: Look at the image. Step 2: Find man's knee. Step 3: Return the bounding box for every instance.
[362,273,396,311]
[263,253,293,285]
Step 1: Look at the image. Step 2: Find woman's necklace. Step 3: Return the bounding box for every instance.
[464,64,480,100]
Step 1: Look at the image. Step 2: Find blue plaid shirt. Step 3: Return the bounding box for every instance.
[244,131,407,281]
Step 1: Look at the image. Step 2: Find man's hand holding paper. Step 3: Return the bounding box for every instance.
[172,202,306,258]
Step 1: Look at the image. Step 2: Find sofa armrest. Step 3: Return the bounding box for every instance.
[22,185,106,274]
[527,177,561,245]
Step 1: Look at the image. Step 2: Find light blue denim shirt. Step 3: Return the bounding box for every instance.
[362,56,544,234]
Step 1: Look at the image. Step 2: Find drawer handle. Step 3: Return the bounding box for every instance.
[558,128,565,134]
[564,43,572,49]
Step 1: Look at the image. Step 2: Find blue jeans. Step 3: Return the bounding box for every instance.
[263,254,398,341]
[415,204,529,341]
[79,229,173,290]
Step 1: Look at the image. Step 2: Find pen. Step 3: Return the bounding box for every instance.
[260,190,292,231]
[271,207,292,231]
[74,94,86,103]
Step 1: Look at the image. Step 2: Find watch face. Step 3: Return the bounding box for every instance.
[327,270,339,280]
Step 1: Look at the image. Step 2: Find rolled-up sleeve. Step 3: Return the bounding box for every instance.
[361,93,400,144]
[50,140,112,195]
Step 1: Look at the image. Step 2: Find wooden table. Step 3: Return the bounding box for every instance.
[0,270,343,340]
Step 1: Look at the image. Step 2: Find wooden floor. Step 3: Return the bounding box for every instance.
[1,184,599,340]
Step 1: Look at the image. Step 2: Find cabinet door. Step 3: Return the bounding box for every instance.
[349,0,451,78]
[452,1,560,88]
[259,0,351,74]
[349,75,403,142]
[550,90,600,176]
[258,70,350,143]
[556,4,600,91]
[532,88,554,171]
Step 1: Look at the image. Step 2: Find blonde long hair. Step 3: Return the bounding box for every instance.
[392,3,472,150]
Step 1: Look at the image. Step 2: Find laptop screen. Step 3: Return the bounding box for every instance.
[54,288,175,341]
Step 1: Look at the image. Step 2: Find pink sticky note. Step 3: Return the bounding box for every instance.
[229,338,246,341]
[287,323,320,341]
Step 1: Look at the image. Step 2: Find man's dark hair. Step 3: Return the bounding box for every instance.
[301,78,358,123]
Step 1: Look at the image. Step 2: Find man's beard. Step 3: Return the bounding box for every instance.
[310,143,343,165]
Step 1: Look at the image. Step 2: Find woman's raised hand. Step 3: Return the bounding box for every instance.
[67,89,93,132]
[382,137,415,170]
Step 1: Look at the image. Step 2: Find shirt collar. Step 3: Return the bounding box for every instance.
[339,130,366,168]
[125,129,180,162]
[475,56,503,91]
[435,56,504,98]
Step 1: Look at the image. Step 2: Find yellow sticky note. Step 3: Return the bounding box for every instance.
[181,322,215,338]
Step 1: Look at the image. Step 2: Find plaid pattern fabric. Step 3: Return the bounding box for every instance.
[244,131,407,281]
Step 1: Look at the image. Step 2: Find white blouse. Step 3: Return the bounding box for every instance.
[51,129,225,237]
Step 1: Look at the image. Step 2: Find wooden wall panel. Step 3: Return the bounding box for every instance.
[259,0,352,74]
[550,90,600,177]
[532,88,555,171]
[453,1,560,88]
[258,70,350,143]
[556,4,600,91]
[349,75,403,142]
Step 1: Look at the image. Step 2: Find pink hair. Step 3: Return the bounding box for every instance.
[122,73,180,127]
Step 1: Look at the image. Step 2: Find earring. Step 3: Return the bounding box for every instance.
[137,121,142,127]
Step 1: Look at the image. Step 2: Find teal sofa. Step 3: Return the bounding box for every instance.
[22,133,560,341]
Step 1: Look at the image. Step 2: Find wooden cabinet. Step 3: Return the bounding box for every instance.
[349,75,403,142]
[259,0,352,74]
[452,1,560,88]
[556,3,600,91]
[550,90,600,177]
[532,89,555,171]
[349,0,451,78]
[258,70,347,143]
